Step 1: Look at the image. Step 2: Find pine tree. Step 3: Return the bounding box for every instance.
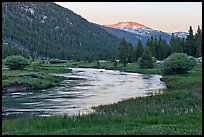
[175,36,183,53]
[154,37,158,58]
[195,25,202,57]
[127,43,134,63]
[186,26,196,56]
[139,48,153,69]
[118,38,128,67]
[156,35,163,60]
[147,36,155,57]
[146,38,151,48]
[134,39,144,61]
[161,38,170,60]
[181,38,186,54]
[170,33,183,54]
[169,33,175,53]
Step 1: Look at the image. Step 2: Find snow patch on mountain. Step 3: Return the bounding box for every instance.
[21,5,35,15]
[29,8,34,15]
[65,18,73,25]
[43,15,48,20]
[173,32,188,39]
[119,27,154,37]
[41,15,48,23]
[166,32,188,39]
[55,26,59,30]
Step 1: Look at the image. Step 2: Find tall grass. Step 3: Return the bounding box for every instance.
[2,63,202,135]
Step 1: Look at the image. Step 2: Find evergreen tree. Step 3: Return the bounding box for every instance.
[181,38,186,54]
[169,33,175,53]
[139,48,153,69]
[147,36,155,57]
[127,43,134,63]
[146,38,151,48]
[134,39,144,61]
[118,38,128,67]
[2,43,30,59]
[175,36,183,53]
[186,26,196,56]
[160,38,171,60]
[169,33,183,54]
[195,25,202,57]
[153,37,158,57]
[156,35,163,60]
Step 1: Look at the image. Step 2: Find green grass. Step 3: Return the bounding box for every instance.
[2,63,202,135]
[64,60,160,74]
[2,112,201,135]
[2,62,71,90]
[2,74,66,89]
[2,59,161,90]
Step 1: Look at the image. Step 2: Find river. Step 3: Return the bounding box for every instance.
[2,68,166,119]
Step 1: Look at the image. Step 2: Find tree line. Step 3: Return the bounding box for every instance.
[118,26,202,67]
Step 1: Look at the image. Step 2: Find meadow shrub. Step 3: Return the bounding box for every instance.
[161,53,197,75]
[4,55,30,70]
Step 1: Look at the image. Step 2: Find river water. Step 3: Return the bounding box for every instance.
[2,68,166,119]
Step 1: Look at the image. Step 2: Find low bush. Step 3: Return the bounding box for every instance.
[3,55,30,70]
[161,53,197,75]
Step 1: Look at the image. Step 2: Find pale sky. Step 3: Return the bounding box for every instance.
[55,2,202,33]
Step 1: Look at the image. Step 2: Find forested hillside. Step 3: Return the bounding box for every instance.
[2,43,30,59]
[2,2,120,60]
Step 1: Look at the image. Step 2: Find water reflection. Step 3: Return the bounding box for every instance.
[2,68,166,119]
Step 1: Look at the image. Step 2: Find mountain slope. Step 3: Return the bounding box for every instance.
[2,2,120,60]
[171,32,188,39]
[100,25,144,46]
[102,21,187,46]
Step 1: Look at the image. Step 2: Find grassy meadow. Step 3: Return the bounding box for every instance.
[2,60,202,135]
[2,61,71,91]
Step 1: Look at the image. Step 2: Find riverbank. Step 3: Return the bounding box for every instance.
[2,61,202,135]
[2,60,159,92]
[67,60,161,74]
[2,63,72,92]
